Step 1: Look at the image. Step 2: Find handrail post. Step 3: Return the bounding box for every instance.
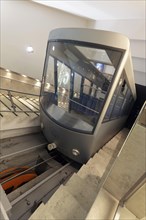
[8,90,16,113]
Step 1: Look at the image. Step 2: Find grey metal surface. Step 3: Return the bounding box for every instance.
[40,107,127,163]
[40,28,136,164]
[49,28,130,51]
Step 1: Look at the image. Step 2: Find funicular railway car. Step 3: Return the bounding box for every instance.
[40,28,136,163]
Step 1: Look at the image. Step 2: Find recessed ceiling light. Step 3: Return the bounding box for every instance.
[22,74,27,77]
[6,72,11,76]
[26,46,34,53]
[35,81,41,87]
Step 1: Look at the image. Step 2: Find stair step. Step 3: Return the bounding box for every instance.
[92,152,111,166]
[65,173,98,211]
[102,146,115,156]
[116,128,129,139]
[78,163,101,178]
[115,130,129,145]
[86,158,107,177]
[42,185,87,219]
[86,188,118,220]
[104,129,129,150]
[104,141,119,150]
[102,129,129,158]
[29,203,55,220]
[77,164,100,187]
[98,149,112,160]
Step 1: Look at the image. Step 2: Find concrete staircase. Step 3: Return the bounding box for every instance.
[29,129,129,220]
[0,95,40,139]
[0,68,41,139]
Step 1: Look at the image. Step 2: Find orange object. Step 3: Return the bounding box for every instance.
[0,167,37,194]
[0,167,29,179]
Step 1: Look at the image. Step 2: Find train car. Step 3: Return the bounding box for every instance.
[40,28,136,163]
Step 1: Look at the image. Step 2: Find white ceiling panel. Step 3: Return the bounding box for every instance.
[33,0,145,20]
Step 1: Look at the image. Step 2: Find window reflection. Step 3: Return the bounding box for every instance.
[41,41,122,133]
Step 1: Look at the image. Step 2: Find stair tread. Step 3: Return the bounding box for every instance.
[102,147,115,156]
[92,152,111,165]
[78,164,100,185]
[78,163,101,177]
[65,173,98,211]
[98,149,112,160]
[86,158,107,176]
[29,203,55,220]
[104,142,118,150]
[42,185,87,219]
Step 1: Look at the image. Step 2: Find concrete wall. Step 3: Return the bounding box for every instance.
[117,207,139,220]
[1,0,88,80]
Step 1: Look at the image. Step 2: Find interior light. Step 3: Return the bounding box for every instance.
[62,88,66,94]
[52,46,55,51]
[74,93,77,97]
[6,72,11,76]
[46,83,50,89]
[35,81,41,87]
[36,79,40,82]
[26,46,34,53]
[22,74,27,77]
[6,69,10,72]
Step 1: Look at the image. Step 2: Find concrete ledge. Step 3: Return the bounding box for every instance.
[0,126,41,139]
[86,188,118,220]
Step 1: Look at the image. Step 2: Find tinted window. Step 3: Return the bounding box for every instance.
[41,41,122,133]
[104,77,134,121]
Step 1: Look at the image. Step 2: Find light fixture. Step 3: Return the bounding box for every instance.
[6,70,11,76]
[22,74,27,77]
[62,88,66,94]
[72,149,80,156]
[26,46,34,53]
[35,81,41,87]
[46,83,50,89]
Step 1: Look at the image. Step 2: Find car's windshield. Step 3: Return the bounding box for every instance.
[40,41,123,133]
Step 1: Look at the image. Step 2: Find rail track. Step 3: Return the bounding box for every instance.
[0,132,80,220]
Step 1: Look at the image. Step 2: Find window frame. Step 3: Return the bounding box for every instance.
[40,39,124,134]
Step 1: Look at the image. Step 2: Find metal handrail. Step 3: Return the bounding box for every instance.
[0,89,40,117]
[0,75,41,88]
[0,88,39,97]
